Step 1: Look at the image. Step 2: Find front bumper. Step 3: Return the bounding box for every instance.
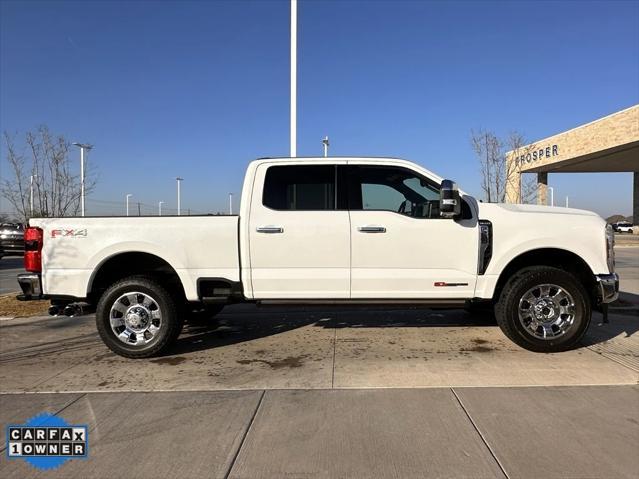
[595,273,619,304]
[17,273,43,300]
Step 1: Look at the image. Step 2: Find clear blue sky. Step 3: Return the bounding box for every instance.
[1,0,638,216]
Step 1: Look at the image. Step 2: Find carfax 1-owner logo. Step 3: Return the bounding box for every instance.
[6,412,88,470]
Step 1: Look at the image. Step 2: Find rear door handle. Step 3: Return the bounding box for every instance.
[256,226,284,234]
[357,225,386,233]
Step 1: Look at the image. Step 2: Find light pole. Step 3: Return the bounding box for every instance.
[290,0,297,157]
[322,136,329,157]
[30,174,37,217]
[548,186,554,207]
[126,194,132,216]
[176,177,183,216]
[229,193,233,215]
[158,201,164,216]
[72,142,93,216]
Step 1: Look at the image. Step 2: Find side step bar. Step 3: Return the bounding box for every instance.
[257,299,466,308]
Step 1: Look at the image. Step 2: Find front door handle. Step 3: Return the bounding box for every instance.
[357,225,386,233]
[256,226,284,234]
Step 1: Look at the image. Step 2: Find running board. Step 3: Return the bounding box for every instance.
[257,299,466,308]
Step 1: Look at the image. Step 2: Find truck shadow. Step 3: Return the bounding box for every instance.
[168,304,639,356]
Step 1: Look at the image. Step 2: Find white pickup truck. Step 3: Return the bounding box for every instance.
[17,157,618,358]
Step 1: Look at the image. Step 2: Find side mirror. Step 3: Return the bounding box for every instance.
[440,179,461,218]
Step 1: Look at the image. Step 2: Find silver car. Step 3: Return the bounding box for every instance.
[0,223,25,255]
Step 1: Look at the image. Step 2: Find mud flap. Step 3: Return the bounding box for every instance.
[601,303,609,324]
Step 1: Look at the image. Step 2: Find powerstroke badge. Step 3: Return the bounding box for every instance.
[6,412,88,470]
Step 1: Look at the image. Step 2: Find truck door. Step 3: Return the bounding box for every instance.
[248,161,351,298]
[347,164,478,299]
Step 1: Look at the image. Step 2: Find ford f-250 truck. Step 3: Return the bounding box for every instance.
[17,157,619,358]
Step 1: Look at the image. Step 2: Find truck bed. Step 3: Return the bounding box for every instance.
[30,216,240,301]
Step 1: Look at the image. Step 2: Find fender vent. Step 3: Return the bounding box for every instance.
[478,220,492,275]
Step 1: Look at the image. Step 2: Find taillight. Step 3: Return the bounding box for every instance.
[24,227,43,273]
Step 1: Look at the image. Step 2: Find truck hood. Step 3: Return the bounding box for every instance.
[477,202,601,218]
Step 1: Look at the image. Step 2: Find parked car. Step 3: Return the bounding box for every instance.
[0,223,25,255]
[16,157,618,357]
[612,222,634,233]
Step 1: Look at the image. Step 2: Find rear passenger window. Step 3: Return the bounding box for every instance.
[263,165,335,210]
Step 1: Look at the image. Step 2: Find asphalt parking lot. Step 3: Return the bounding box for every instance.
[0,257,23,295]
[0,248,637,478]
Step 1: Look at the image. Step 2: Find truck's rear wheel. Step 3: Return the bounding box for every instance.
[495,266,591,352]
[96,276,183,358]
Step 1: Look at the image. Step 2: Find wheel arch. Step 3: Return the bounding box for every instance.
[88,251,186,303]
[492,248,597,304]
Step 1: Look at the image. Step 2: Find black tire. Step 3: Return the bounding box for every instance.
[495,266,591,352]
[96,276,183,358]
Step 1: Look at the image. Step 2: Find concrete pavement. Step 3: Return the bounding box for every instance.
[615,247,639,299]
[0,305,637,392]
[0,386,637,478]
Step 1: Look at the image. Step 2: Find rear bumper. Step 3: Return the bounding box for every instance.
[595,273,619,304]
[16,273,43,301]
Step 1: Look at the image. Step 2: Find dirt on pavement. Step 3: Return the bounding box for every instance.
[0,293,48,317]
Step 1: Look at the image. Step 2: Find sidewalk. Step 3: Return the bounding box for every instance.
[1,386,637,478]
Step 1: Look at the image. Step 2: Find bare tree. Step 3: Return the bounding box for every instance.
[1,126,96,222]
[505,131,537,204]
[470,129,536,203]
[471,129,502,203]
[0,213,14,223]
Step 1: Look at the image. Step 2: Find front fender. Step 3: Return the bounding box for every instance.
[486,237,606,278]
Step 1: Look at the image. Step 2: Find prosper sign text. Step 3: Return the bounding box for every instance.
[513,144,559,166]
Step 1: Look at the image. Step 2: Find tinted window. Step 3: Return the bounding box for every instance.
[352,166,441,218]
[263,165,335,210]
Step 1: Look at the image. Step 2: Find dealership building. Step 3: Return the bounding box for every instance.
[505,104,639,224]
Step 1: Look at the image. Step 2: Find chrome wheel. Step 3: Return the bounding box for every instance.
[518,283,576,340]
[109,292,162,346]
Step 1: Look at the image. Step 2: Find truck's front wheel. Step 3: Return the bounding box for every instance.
[495,266,591,352]
[96,276,183,358]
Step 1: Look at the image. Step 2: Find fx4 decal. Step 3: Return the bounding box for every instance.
[51,229,88,238]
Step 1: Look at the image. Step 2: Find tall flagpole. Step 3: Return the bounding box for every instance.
[72,143,93,216]
[176,177,183,215]
[290,0,297,157]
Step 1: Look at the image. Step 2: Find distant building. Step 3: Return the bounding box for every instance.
[505,105,639,224]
